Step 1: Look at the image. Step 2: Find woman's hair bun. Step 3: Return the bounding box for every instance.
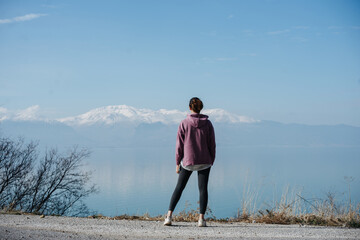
[189,97,203,113]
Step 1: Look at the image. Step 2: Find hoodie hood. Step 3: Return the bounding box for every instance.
[186,113,209,128]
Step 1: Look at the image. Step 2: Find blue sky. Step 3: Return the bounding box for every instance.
[0,0,359,126]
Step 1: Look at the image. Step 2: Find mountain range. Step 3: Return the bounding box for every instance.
[0,105,359,148]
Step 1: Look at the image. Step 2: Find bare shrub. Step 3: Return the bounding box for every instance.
[0,137,37,210]
[0,137,97,216]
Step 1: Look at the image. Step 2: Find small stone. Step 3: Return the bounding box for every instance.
[40,215,45,218]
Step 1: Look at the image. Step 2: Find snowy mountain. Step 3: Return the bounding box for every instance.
[1,105,359,149]
[57,105,258,126]
[0,105,44,122]
[0,105,258,126]
[58,105,186,126]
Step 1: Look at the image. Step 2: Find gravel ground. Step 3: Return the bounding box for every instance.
[0,214,359,240]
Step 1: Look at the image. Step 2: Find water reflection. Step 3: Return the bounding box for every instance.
[85,146,360,218]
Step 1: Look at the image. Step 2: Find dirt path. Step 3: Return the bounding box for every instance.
[0,214,359,240]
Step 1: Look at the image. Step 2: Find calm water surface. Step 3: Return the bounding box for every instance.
[84,145,360,218]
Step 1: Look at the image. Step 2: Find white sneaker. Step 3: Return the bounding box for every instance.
[198,218,206,227]
[164,216,172,226]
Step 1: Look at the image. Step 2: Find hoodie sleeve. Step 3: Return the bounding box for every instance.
[208,121,216,164]
[175,121,185,165]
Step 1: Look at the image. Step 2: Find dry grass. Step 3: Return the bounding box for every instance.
[170,201,218,222]
[98,185,359,228]
[104,191,359,228]
[232,185,360,228]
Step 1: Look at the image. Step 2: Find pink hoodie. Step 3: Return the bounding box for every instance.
[175,113,216,166]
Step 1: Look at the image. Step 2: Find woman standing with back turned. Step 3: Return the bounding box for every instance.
[164,97,216,227]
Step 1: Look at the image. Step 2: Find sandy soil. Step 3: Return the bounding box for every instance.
[0,214,359,240]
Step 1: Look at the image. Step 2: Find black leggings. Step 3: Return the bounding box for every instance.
[168,166,211,215]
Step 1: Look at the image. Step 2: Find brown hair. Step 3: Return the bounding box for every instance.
[189,97,203,113]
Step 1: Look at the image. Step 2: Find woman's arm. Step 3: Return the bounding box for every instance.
[175,122,185,166]
[208,121,216,165]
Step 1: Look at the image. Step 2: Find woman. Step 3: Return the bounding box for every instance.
[164,97,216,227]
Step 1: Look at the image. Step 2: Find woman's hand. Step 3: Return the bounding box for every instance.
[176,165,180,174]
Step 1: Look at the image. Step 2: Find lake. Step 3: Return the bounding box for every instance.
[84,145,360,218]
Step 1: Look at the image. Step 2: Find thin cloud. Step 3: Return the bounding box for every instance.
[41,4,60,8]
[202,54,256,62]
[227,14,234,19]
[200,30,217,36]
[293,26,310,30]
[292,37,309,42]
[242,30,256,37]
[202,57,238,62]
[240,53,257,57]
[328,26,342,30]
[267,29,290,35]
[0,13,47,24]
[0,19,12,24]
[216,57,238,61]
